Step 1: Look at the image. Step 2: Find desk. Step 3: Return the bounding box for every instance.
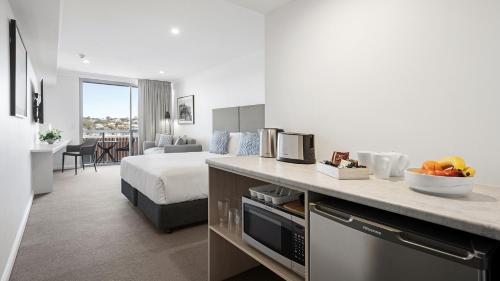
[31,140,70,194]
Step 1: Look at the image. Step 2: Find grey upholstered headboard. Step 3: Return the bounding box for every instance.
[212,104,265,133]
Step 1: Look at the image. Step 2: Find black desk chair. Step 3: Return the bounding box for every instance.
[62,138,98,175]
[115,136,135,160]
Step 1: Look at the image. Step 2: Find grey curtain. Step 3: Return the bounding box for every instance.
[138,79,171,154]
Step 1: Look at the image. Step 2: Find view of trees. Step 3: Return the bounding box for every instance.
[82,116,138,132]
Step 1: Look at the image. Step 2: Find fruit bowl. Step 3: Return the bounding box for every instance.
[404,168,474,197]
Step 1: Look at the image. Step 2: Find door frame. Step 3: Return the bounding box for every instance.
[79,78,138,155]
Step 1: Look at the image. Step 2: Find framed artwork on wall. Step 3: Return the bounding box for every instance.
[177,95,195,125]
[39,79,44,123]
[9,19,28,118]
[33,79,44,123]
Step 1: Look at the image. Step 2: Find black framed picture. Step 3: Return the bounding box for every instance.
[9,19,28,118]
[39,79,44,123]
[33,79,44,123]
[177,95,195,124]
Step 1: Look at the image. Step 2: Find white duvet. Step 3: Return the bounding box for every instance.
[120,151,231,205]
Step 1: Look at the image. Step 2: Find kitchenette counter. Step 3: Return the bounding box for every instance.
[207,156,500,240]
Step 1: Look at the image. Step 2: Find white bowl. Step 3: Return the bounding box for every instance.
[404,168,474,197]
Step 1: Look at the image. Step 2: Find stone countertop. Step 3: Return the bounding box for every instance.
[207,156,500,240]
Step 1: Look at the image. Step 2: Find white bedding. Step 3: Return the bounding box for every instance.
[120,151,231,205]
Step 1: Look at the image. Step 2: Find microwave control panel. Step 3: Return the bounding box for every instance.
[292,223,305,265]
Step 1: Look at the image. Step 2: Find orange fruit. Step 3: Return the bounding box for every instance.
[422,160,443,171]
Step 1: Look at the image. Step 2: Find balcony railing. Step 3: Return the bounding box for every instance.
[83,130,138,163]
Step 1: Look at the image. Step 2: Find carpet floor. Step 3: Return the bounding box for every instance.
[10,165,208,281]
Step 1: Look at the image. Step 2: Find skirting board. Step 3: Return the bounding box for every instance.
[1,192,33,281]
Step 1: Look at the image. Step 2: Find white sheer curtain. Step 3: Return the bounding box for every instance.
[138,79,171,154]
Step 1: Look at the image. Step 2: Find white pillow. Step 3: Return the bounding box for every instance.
[227,132,242,155]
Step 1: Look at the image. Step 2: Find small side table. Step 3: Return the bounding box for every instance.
[96,141,119,163]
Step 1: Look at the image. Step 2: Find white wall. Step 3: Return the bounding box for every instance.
[0,0,39,279]
[173,52,265,149]
[44,71,137,169]
[266,0,500,186]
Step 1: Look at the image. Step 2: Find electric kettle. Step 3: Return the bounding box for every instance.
[258,128,283,158]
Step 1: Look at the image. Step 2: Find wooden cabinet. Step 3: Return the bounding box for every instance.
[208,167,308,281]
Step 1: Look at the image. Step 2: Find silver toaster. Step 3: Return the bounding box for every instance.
[276,132,316,164]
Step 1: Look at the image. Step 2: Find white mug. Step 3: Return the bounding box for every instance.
[372,153,392,179]
[379,152,410,177]
[357,151,375,174]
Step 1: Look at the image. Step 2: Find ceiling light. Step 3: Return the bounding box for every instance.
[170,27,180,35]
[79,53,90,64]
[159,70,165,74]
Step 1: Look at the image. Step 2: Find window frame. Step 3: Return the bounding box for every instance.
[78,78,138,151]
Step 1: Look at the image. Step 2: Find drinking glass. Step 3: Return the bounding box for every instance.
[217,199,230,226]
[228,208,238,232]
[234,209,241,235]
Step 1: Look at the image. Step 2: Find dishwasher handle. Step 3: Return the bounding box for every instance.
[310,202,353,223]
[396,232,476,261]
[310,203,480,266]
[310,203,400,233]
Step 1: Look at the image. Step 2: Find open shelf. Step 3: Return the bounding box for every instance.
[225,265,285,281]
[210,224,304,281]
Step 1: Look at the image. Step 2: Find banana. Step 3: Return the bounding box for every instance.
[462,167,476,177]
[438,156,466,171]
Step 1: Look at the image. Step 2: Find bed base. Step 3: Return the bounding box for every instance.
[121,179,208,233]
[121,179,138,205]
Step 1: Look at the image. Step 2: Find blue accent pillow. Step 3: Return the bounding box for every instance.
[209,131,230,154]
[237,132,260,156]
[157,134,173,147]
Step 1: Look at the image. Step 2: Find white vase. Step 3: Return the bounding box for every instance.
[46,139,55,144]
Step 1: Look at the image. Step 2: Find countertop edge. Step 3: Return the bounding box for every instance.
[31,140,71,153]
[207,159,500,241]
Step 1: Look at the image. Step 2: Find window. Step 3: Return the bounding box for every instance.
[81,80,138,162]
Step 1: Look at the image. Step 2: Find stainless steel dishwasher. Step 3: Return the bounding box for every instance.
[309,199,498,281]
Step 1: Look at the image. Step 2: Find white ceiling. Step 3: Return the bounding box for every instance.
[226,0,293,14]
[58,0,266,81]
[9,0,61,84]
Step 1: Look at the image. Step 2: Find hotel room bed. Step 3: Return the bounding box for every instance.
[120,151,230,232]
[120,104,265,232]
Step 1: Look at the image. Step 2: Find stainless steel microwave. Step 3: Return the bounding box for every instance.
[242,196,305,277]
